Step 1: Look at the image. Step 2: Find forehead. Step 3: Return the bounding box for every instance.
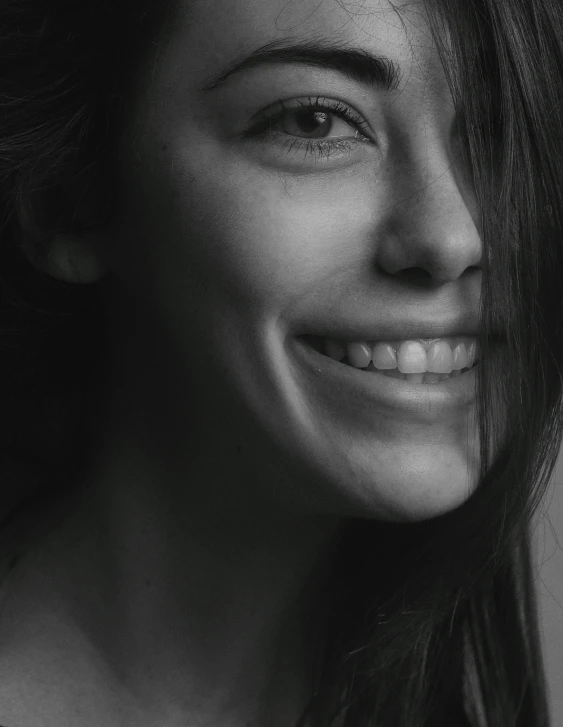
[175,0,449,96]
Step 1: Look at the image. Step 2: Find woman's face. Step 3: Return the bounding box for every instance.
[101,0,484,522]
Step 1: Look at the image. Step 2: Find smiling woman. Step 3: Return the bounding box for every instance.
[0,1,562,726]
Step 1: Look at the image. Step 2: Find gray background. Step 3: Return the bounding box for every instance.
[534,450,563,725]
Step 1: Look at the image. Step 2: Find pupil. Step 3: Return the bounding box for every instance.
[294,110,330,137]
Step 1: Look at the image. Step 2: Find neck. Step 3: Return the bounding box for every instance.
[52,448,338,725]
[0,287,345,726]
[3,327,341,726]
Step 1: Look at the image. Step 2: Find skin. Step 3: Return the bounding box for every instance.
[0,0,483,725]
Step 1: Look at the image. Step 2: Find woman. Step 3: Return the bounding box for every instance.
[0,0,561,725]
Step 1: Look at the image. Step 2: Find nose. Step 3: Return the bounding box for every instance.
[375,129,483,287]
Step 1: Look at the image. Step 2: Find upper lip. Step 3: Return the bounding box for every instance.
[299,318,501,342]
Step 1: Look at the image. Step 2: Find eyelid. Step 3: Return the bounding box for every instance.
[246,95,375,142]
[241,95,379,167]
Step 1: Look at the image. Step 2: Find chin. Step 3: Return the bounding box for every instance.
[311,444,480,524]
[376,469,478,522]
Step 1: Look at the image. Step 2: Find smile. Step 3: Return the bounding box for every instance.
[302,334,479,385]
[292,335,484,418]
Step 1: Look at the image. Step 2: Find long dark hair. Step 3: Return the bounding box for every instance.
[0,1,562,726]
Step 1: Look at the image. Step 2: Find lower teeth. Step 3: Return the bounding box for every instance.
[346,360,476,384]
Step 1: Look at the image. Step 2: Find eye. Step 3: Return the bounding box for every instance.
[258,96,370,139]
[244,95,376,165]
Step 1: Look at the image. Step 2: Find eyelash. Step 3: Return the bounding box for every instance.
[245,95,373,163]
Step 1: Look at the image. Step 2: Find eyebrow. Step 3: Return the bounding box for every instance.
[199,38,403,93]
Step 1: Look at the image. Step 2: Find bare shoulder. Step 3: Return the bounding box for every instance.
[0,550,123,727]
[0,598,97,727]
[0,634,135,727]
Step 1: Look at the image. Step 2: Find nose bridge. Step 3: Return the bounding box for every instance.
[381,123,483,282]
[407,138,480,243]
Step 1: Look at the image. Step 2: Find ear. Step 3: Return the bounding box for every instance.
[18,190,110,285]
[26,231,109,285]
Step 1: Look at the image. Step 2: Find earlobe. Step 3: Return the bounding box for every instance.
[17,184,110,284]
[26,233,109,284]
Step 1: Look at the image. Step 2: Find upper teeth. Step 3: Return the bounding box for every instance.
[324,336,478,373]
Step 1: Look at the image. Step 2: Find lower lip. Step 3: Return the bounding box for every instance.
[292,335,478,416]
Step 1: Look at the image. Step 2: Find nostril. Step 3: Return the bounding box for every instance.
[397,268,433,285]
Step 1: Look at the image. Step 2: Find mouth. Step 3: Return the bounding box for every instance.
[292,334,483,417]
[299,334,479,385]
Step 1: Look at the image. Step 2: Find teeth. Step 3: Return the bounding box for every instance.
[397,341,428,373]
[323,335,479,374]
[372,342,398,370]
[347,342,373,368]
[371,365,465,383]
[426,341,454,373]
[324,339,346,361]
[451,342,469,371]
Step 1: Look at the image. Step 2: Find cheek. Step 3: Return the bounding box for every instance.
[168,171,342,309]
[118,139,374,316]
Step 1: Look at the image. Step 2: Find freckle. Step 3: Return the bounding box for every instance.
[236,444,242,454]
[145,579,151,587]
[161,144,168,152]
